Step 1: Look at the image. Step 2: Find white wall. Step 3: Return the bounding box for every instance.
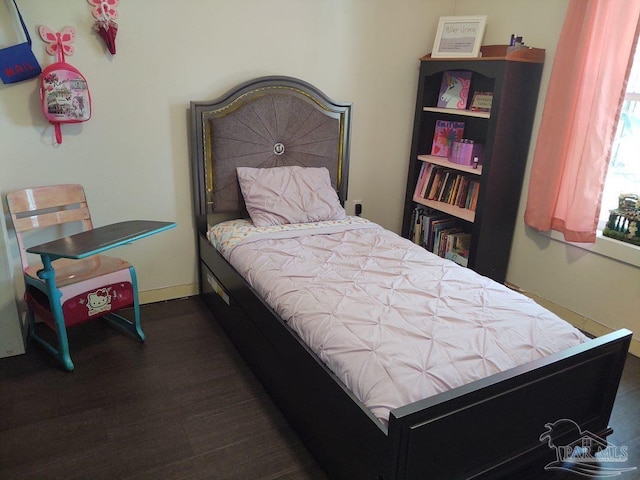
[2,1,636,356]
[0,0,452,341]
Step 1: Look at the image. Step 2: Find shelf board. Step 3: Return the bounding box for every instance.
[418,155,482,175]
[419,44,545,64]
[423,107,490,119]
[412,195,476,223]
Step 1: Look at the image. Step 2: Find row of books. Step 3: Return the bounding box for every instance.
[409,206,471,266]
[414,162,481,211]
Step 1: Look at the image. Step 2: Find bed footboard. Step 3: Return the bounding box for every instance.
[387,329,632,480]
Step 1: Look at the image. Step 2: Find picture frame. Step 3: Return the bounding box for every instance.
[437,71,472,110]
[431,15,487,58]
[469,91,493,112]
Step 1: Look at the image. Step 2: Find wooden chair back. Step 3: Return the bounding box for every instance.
[6,184,94,270]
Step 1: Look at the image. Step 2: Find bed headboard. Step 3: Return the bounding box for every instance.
[190,76,352,231]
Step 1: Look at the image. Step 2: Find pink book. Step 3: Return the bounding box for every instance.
[431,120,464,157]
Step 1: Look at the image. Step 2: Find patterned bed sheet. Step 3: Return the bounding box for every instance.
[207,217,588,424]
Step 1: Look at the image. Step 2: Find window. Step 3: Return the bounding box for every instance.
[598,40,640,231]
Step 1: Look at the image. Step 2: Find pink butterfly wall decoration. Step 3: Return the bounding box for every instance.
[88,0,119,55]
[39,26,76,60]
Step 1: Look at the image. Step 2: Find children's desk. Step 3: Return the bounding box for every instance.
[27,220,176,267]
[25,220,176,370]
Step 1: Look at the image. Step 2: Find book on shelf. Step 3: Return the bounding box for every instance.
[465,180,480,210]
[426,168,444,200]
[437,170,453,202]
[465,181,474,209]
[449,232,471,254]
[429,218,458,253]
[413,164,426,198]
[435,227,461,257]
[413,162,434,199]
[445,175,461,204]
[423,212,448,250]
[410,206,446,249]
[431,120,464,157]
[437,71,472,110]
[409,206,423,244]
[442,231,471,263]
[469,181,480,211]
[413,210,422,244]
[455,177,471,208]
[445,250,469,267]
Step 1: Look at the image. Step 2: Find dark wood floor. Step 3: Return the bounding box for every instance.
[1,297,638,480]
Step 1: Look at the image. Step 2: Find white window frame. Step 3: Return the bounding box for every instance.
[589,39,640,267]
[544,229,640,269]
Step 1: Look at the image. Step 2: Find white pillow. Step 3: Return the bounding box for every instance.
[236,166,346,227]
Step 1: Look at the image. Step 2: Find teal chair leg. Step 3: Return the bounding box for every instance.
[29,309,74,372]
[32,262,75,371]
[25,301,70,369]
[104,266,145,342]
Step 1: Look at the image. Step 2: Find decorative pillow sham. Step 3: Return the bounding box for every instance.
[236,166,346,227]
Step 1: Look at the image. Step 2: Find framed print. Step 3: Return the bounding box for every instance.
[469,91,493,112]
[431,15,487,58]
[437,71,472,109]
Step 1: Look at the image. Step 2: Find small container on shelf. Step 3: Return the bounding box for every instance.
[449,139,483,166]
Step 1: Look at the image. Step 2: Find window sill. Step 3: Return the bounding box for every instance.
[544,229,640,268]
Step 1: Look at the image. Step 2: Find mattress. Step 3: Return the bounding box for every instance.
[208,217,588,424]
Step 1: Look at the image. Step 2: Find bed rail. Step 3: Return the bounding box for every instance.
[387,328,632,480]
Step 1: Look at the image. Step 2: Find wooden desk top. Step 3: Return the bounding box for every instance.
[27,220,176,260]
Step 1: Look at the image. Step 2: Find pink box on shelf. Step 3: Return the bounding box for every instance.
[449,140,483,166]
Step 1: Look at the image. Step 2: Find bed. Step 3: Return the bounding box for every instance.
[190,76,632,480]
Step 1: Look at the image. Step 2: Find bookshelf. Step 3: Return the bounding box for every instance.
[401,45,545,283]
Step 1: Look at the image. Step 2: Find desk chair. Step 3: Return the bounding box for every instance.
[6,184,144,371]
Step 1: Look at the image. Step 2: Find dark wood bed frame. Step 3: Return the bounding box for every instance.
[190,76,632,480]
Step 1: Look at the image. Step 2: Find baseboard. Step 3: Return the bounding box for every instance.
[139,283,199,304]
[506,283,639,358]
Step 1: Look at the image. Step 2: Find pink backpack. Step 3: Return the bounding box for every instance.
[39,26,91,144]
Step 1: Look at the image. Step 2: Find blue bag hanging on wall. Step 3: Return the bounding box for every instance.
[0,0,42,84]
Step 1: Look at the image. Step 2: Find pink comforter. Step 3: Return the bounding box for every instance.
[209,218,588,423]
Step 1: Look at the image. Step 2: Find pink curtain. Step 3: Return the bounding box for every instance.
[524,0,640,242]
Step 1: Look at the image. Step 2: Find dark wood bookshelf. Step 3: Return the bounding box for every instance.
[401,45,545,283]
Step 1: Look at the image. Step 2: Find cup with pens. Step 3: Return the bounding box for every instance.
[507,34,527,54]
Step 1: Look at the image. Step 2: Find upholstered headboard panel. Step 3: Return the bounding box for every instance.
[191,76,352,222]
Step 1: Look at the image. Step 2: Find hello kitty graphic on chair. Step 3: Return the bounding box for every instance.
[87,288,112,315]
[439,71,471,109]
